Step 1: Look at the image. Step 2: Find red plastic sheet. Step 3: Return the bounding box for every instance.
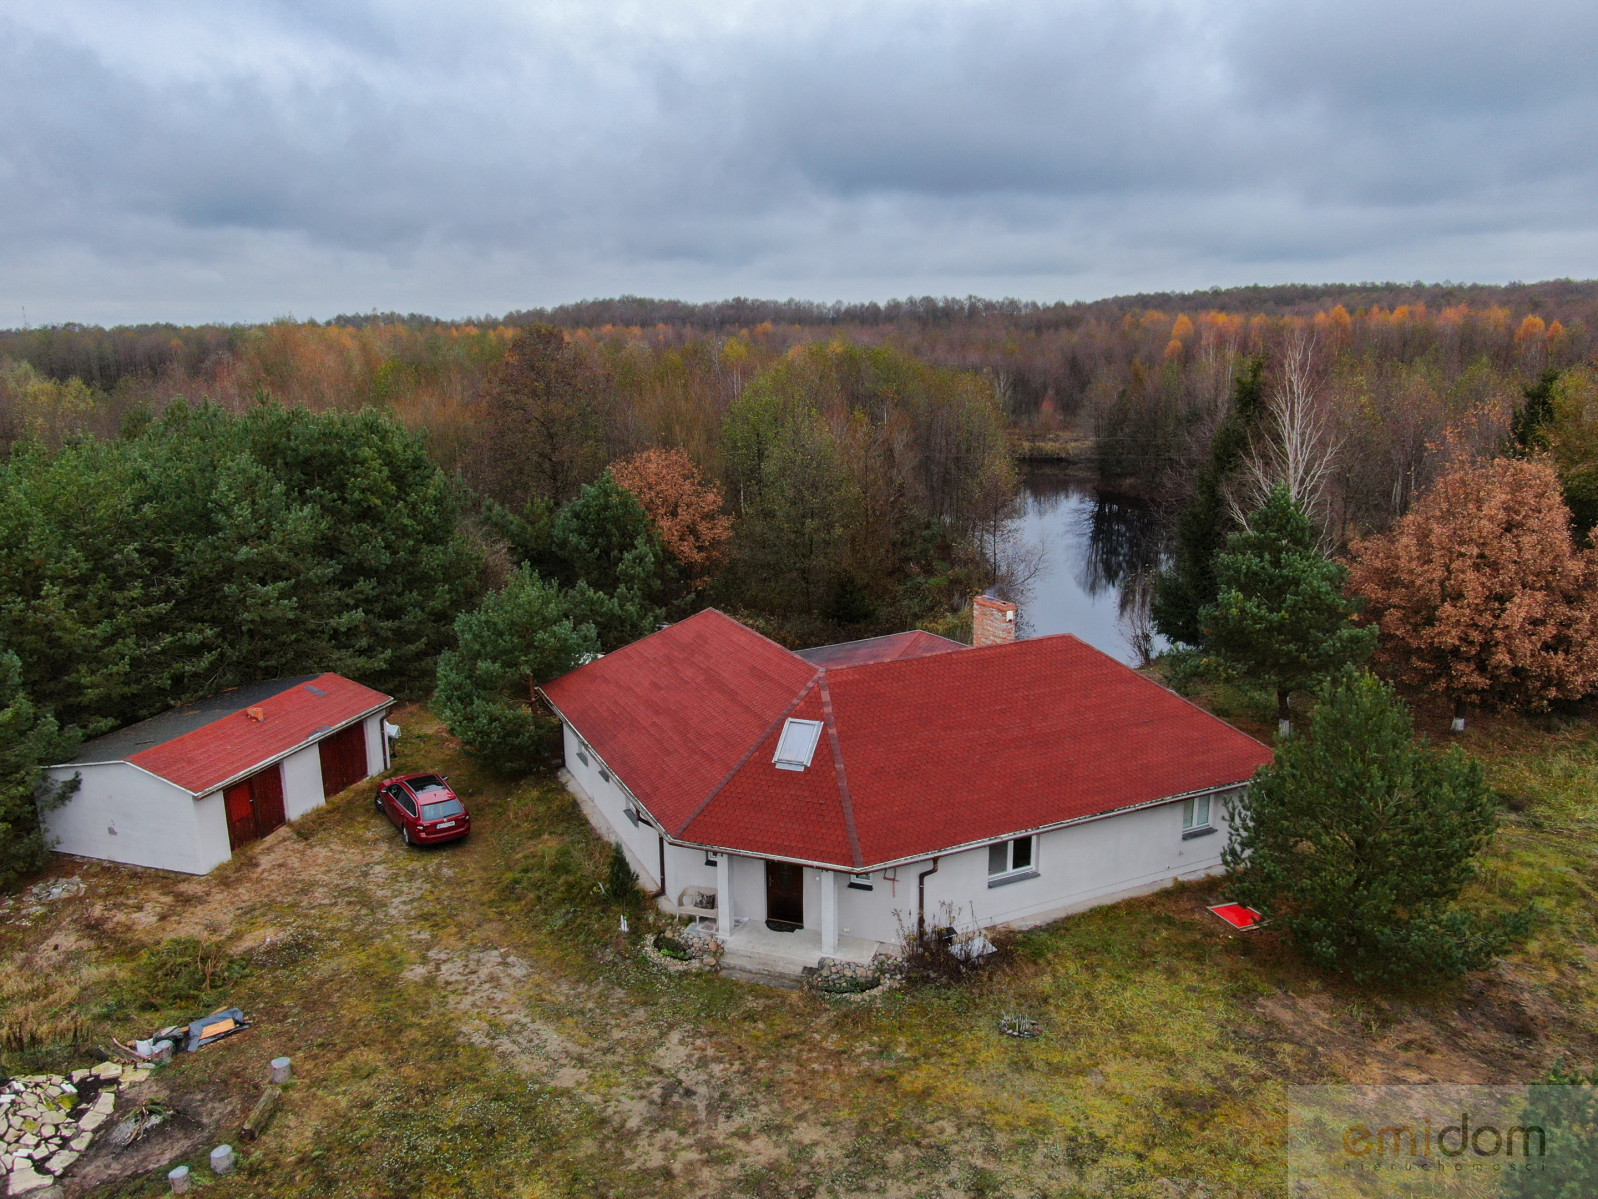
[1208,903,1264,930]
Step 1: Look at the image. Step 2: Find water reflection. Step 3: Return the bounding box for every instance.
[1012,465,1168,665]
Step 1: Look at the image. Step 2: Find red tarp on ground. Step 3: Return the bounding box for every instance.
[1208,903,1264,930]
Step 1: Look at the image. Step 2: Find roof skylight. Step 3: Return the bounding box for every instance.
[773,718,824,771]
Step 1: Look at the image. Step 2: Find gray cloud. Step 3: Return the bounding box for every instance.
[2,0,1596,324]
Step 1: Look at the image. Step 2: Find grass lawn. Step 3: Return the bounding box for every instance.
[3,696,1596,1198]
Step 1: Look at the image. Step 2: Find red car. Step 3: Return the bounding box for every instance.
[375,773,471,846]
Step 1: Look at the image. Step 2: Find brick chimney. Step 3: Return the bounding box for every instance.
[972,592,1017,647]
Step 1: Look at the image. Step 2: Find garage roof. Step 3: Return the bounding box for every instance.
[59,673,393,795]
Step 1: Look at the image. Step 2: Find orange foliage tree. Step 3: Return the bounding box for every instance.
[1347,457,1598,726]
[609,447,733,586]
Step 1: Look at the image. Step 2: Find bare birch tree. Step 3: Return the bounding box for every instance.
[1229,331,1342,544]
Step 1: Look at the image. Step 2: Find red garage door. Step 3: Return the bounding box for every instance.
[224,764,286,851]
[319,723,369,798]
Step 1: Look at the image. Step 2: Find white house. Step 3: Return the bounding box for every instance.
[46,673,393,875]
[538,597,1272,977]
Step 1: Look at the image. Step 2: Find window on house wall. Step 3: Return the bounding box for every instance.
[1182,794,1214,838]
[848,873,873,891]
[623,806,639,826]
[987,836,1037,885]
[576,747,589,767]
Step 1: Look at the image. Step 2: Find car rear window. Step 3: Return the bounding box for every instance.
[421,799,465,821]
[409,775,449,794]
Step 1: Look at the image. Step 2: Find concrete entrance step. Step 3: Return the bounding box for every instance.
[719,963,807,990]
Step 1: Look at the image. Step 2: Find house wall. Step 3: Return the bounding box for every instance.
[731,853,767,923]
[42,763,227,875]
[836,788,1241,942]
[563,722,665,890]
[562,714,1242,942]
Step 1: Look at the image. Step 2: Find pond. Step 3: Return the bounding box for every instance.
[1010,464,1168,666]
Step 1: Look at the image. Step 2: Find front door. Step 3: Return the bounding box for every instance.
[765,860,804,931]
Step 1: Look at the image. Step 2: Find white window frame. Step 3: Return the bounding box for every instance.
[847,872,873,891]
[986,835,1038,887]
[1182,793,1215,839]
[773,718,825,771]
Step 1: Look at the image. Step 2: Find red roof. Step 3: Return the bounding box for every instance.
[541,610,818,833]
[540,611,1272,869]
[123,674,391,794]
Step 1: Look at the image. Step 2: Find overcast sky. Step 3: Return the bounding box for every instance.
[4,0,1597,325]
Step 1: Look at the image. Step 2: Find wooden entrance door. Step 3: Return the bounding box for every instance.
[765,860,804,931]
[224,764,287,851]
[318,723,369,798]
[224,782,257,849]
[252,764,286,835]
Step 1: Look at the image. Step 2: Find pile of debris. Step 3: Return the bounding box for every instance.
[0,1061,145,1194]
[0,878,86,928]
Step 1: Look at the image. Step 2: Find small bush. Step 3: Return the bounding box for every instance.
[605,842,640,907]
[897,903,1015,983]
[814,973,881,995]
[126,936,249,1014]
[653,935,692,961]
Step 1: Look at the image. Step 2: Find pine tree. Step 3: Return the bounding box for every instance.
[434,568,599,774]
[606,842,641,907]
[0,647,78,890]
[1198,486,1375,734]
[1222,670,1522,983]
[1502,1064,1598,1198]
[1508,367,1560,455]
[1153,357,1265,645]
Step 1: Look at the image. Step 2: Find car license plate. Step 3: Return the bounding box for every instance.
[435,820,455,830]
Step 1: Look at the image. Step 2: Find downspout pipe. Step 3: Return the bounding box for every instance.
[916,857,941,938]
[653,830,668,900]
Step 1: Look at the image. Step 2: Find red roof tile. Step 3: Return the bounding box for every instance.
[539,612,1272,869]
[539,609,819,833]
[127,673,391,794]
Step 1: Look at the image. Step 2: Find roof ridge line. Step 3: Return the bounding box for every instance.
[817,674,865,869]
[673,672,821,838]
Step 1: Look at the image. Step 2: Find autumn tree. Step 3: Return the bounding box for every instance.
[1199,487,1375,734]
[608,447,732,587]
[1348,457,1598,729]
[478,325,606,508]
[1223,670,1520,983]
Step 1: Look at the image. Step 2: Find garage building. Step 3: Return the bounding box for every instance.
[45,674,393,875]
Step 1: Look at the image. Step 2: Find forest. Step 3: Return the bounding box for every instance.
[4,277,1598,880]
